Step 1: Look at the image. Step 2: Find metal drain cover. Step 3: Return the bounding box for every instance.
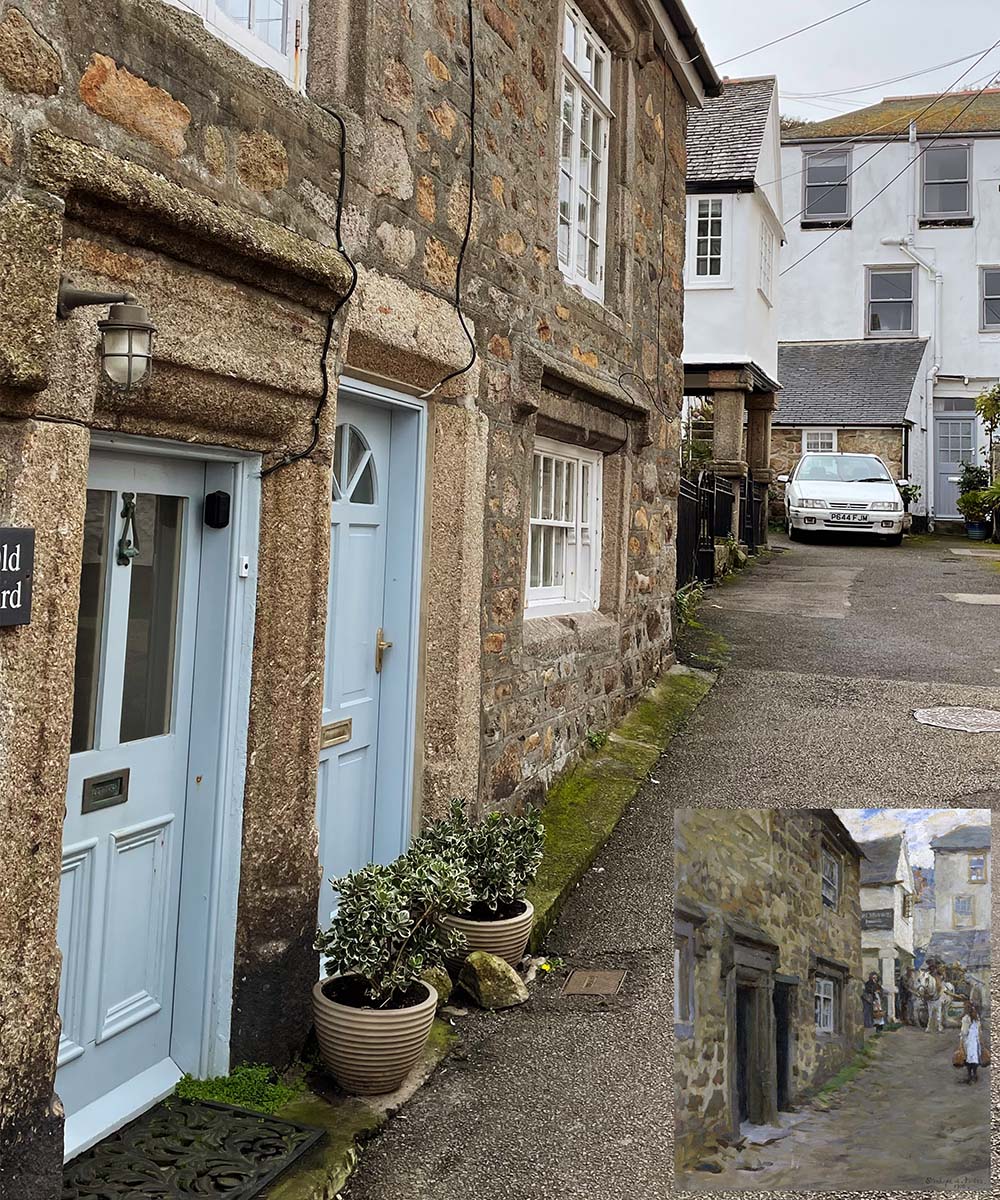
[561,968,627,996]
[913,706,1000,733]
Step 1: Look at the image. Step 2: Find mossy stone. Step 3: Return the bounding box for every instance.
[422,966,452,1009]
[458,951,528,1009]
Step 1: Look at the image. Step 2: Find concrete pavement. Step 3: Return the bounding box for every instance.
[342,532,999,1200]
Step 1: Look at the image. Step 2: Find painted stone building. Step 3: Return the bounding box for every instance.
[857,833,915,1022]
[0,0,720,1190]
[674,808,864,1166]
[925,824,991,1012]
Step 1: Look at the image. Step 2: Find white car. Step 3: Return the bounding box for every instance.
[778,452,907,546]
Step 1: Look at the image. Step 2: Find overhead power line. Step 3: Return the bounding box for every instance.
[780,69,1000,278]
[783,47,991,100]
[714,0,874,68]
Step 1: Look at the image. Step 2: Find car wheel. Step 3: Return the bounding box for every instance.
[883,532,903,547]
[787,519,801,542]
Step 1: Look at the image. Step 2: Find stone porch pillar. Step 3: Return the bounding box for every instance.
[746,392,778,483]
[707,371,753,539]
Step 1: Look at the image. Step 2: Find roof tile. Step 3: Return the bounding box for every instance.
[687,78,775,184]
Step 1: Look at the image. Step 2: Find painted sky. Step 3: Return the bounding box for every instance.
[687,0,999,122]
[834,809,991,867]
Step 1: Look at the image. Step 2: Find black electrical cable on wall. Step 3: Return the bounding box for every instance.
[261,105,359,479]
[420,0,478,398]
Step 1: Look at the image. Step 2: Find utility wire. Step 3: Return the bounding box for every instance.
[420,0,477,398]
[782,47,991,99]
[714,0,873,67]
[261,106,358,478]
[782,37,1000,226]
[780,70,1000,278]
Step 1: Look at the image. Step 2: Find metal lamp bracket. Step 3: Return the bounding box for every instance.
[57,275,136,319]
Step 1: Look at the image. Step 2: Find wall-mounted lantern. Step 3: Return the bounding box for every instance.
[57,276,157,390]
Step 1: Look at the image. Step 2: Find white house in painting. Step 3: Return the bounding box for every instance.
[925,824,991,1012]
[683,76,784,389]
[857,834,915,1022]
[778,90,1000,522]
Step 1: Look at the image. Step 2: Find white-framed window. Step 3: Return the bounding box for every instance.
[867,266,916,337]
[167,0,305,85]
[674,919,696,1035]
[969,855,987,883]
[558,2,612,300]
[689,195,727,282]
[803,428,837,453]
[758,219,775,301]
[821,846,840,909]
[815,975,836,1032]
[803,147,851,220]
[981,268,1000,331]
[922,143,971,219]
[526,437,602,617]
[953,895,973,927]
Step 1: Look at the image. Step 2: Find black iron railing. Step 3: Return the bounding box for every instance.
[740,477,769,552]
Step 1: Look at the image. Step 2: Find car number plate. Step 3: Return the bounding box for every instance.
[828,512,870,523]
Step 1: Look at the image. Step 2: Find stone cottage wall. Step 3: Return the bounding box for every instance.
[1,0,690,1187]
[674,808,863,1164]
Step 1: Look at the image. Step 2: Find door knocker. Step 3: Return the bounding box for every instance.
[116,492,140,565]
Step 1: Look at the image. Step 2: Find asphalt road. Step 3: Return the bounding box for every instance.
[342,532,999,1200]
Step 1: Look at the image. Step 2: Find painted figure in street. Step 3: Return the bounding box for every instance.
[916,966,954,1034]
[903,966,920,1025]
[960,1002,982,1084]
[862,972,885,1034]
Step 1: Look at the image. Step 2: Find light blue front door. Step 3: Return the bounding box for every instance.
[935,416,976,518]
[316,386,424,928]
[58,451,204,1151]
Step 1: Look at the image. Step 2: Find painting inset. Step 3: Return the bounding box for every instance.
[674,808,991,1190]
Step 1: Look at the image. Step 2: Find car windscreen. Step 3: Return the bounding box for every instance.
[795,455,892,483]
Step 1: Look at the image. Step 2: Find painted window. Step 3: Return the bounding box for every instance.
[902,892,914,919]
[803,148,850,220]
[922,144,971,218]
[526,437,602,616]
[803,429,837,454]
[969,855,987,882]
[558,3,612,300]
[981,269,1000,331]
[758,219,775,300]
[332,424,377,505]
[674,920,696,1034]
[953,895,973,926]
[815,976,836,1032]
[867,266,916,336]
[821,847,840,908]
[167,0,304,84]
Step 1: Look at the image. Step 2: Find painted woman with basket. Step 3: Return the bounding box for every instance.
[956,1001,985,1083]
[862,972,886,1035]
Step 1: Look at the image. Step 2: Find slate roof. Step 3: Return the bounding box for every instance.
[783,89,1000,141]
[927,929,990,969]
[773,339,928,427]
[858,835,903,885]
[930,824,991,851]
[687,77,775,185]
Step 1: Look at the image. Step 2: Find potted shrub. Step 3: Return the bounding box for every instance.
[956,490,995,541]
[414,800,545,966]
[313,851,471,1094]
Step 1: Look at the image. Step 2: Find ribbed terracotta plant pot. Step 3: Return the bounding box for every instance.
[312,978,437,1095]
[443,900,534,966]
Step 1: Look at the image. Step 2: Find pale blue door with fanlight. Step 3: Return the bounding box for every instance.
[316,385,425,929]
[58,451,203,1153]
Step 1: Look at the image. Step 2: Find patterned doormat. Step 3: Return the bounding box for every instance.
[63,1099,324,1199]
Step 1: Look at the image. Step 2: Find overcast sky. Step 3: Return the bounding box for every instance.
[835,808,990,868]
[688,0,1000,122]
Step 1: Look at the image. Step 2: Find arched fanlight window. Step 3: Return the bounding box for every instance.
[332,423,377,504]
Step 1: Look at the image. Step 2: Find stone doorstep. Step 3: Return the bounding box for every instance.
[940,593,1000,605]
[949,548,1000,558]
[265,1019,458,1200]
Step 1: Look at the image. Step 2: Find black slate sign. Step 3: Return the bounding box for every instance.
[0,528,34,626]
[861,908,894,931]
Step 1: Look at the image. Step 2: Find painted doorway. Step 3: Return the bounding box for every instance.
[316,380,426,930]
[934,414,976,518]
[58,444,251,1159]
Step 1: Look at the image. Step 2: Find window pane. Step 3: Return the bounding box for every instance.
[984,269,1000,298]
[218,0,250,26]
[253,0,286,49]
[870,271,912,300]
[542,456,553,519]
[553,458,565,520]
[984,298,1000,328]
[552,526,565,587]
[563,10,575,62]
[71,491,113,754]
[542,525,553,585]
[924,181,968,214]
[806,183,848,216]
[924,146,968,182]
[531,454,542,519]
[806,151,848,184]
[870,300,912,332]
[120,494,183,744]
[529,526,541,587]
[564,461,575,521]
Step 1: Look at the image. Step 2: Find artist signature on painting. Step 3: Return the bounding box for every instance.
[920,1173,985,1187]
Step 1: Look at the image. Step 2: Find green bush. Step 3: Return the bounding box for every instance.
[958,463,989,495]
[314,850,472,1005]
[411,798,545,917]
[956,489,996,522]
